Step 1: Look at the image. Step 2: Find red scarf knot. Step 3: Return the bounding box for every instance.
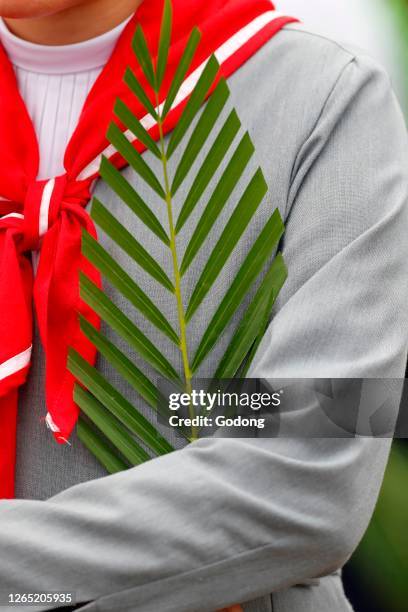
[21,175,92,252]
[0,172,101,449]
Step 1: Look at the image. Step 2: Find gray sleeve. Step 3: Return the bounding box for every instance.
[0,56,407,612]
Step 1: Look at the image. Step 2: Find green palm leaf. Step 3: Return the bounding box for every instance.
[215,253,287,378]
[77,417,130,473]
[191,211,285,372]
[113,99,161,159]
[132,25,156,90]
[91,198,174,291]
[99,156,169,245]
[75,389,150,466]
[82,231,177,343]
[69,350,173,456]
[161,27,201,119]
[71,0,287,470]
[238,254,288,378]
[124,68,158,119]
[79,315,163,410]
[175,109,241,233]
[180,132,254,274]
[156,0,172,89]
[106,122,165,198]
[167,54,219,158]
[171,78,230,194]
[185,168,268,320]
[79,273,180,381]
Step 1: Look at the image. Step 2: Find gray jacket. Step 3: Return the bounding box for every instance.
[1,23,408,612]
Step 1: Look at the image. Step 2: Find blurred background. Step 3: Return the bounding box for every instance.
[277,2,408,611]
[279,0,408,115]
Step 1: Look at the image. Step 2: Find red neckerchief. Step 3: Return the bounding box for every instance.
[0,0,296,498]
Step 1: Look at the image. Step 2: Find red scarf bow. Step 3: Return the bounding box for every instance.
[0,0,296,498]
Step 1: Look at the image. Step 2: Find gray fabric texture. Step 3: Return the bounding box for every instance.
[1,22,407,612]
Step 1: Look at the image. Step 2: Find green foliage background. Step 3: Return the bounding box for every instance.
[344,4,408,611]
[389,0,408,109]
[346,441,408,611]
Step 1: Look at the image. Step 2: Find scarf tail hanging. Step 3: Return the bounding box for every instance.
[0,1,297,498]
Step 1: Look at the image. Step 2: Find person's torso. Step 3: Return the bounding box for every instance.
[14,24,358,612]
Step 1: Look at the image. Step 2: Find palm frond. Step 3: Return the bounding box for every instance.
[77,417,130,473]
[69,0,287,468]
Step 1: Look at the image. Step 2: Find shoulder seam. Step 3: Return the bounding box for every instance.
[282,23,357,61]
